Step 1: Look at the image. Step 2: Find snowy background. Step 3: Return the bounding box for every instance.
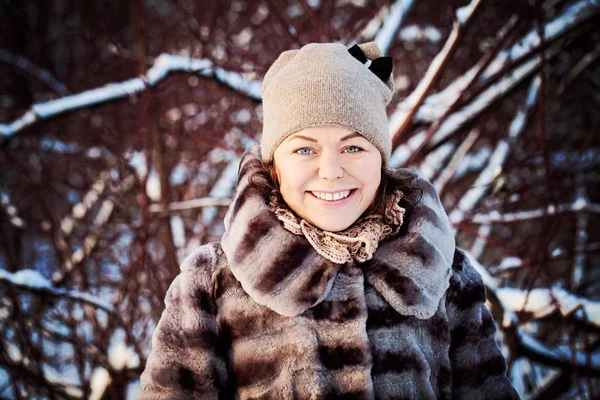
[1,0,599,398]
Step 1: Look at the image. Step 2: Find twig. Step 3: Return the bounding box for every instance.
[559,42,600,93]
[390,0,483,142]
[447,76,541,224]
[0,49,70,96]
[572,180,588,289]
[400,14,521,166]
[60,172,110,237]
[392,0,597,131]
[435,128,481,194]
[0,269,115,314]
[53,174,136,287]
[263,0,302,45]
[534,0,552,197]
[148,197,232,214]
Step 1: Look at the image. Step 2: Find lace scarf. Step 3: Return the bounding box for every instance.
[269,190,405,264]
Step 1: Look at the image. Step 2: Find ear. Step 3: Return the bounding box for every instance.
[357,42,384,59]
[348,44,368,63]
[368,57,393,83]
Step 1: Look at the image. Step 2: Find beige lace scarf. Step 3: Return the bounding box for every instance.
[269,190,405,264]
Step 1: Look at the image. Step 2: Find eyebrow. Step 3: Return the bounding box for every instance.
[340,132,362,141]
[287,132,362,143]
[288,134,318,143]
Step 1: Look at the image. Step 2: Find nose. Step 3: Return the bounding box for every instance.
[318,152,344,180]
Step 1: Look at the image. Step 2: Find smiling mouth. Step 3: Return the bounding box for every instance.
[309,190,355,201]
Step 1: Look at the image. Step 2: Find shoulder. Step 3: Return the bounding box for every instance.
[446,248,487,310]
[179,242,223,275]
[166,243,226,308]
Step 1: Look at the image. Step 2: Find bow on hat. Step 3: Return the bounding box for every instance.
[348,44,392,84]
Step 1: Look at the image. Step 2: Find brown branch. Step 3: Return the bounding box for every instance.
[559,42,600,94]
[534,0,552,198]
[436,128,481,196]
[391,0,484,143]
[263,0,302,46]
[400,14,521,164]
[148,197,232,214]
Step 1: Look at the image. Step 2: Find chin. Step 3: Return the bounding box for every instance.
[310,218,355,232]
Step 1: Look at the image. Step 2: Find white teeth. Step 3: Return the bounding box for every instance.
[311,190,351,201]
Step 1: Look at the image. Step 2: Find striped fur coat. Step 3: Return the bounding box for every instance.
[138,150,519,399]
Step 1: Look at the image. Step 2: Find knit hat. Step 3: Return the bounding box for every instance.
[260,42,394,165]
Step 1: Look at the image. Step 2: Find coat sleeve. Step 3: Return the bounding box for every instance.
[446,249,520,400]
[137,244,229,400]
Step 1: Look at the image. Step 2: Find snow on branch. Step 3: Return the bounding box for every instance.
[389,0,597,148]
[149,197,232,213]
[519,329,600,373]
[448,76,540,224]
[464,197,600,225]
[1,191,26,228]
[202,154,241,228]
[0,268,115,313]
[390,0,482,141]
[373,0,415,55]
[0,54,262,138]
[434,128,480,192]
[464,250,600,329]
[572,180,589,288]
[54,174,136,286]
[60,172,110,237]
[496,287,600,328]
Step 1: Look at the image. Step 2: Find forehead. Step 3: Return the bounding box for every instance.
[284,126,366,143]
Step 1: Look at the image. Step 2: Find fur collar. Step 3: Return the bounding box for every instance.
[221,146,455,319]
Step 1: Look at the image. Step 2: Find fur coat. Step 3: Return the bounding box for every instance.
[138,149,519,400]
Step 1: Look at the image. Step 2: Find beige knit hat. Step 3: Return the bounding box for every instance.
[260,42,394,165]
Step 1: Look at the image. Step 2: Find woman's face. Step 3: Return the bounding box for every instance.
[273,126,382,232]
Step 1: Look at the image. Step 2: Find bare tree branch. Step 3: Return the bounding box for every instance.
[0,269,115,313]
[0,48,70,96]
[390,0,483,142]
[149,197,232,214]
[0,55,261,138]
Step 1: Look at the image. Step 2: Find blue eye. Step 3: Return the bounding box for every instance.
[295,148,314,155]
[344,146,363,153]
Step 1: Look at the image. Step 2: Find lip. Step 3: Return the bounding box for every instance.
[307,189,357,208]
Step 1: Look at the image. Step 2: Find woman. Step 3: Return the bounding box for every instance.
[138,42,519,399]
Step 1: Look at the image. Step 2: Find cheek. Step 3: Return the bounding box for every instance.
[277,164,305,199]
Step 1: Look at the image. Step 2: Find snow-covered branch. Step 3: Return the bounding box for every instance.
[572,180,589,288]
[202,155,241,228]
[149,197,232,213]
[464,250,600,329]
[463,198,600,225]
[448,76,540,224]
[0,268,115,313]
[390,0,482,141]
[0,54,261,138]
[519,330,600,373]
[1,191,26,228]
[54,174,136,286]
[399,0,597,127]
[60,172,110,237]
[496,287,600,328]
[434,128,480,192]
[373,0,415,55]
